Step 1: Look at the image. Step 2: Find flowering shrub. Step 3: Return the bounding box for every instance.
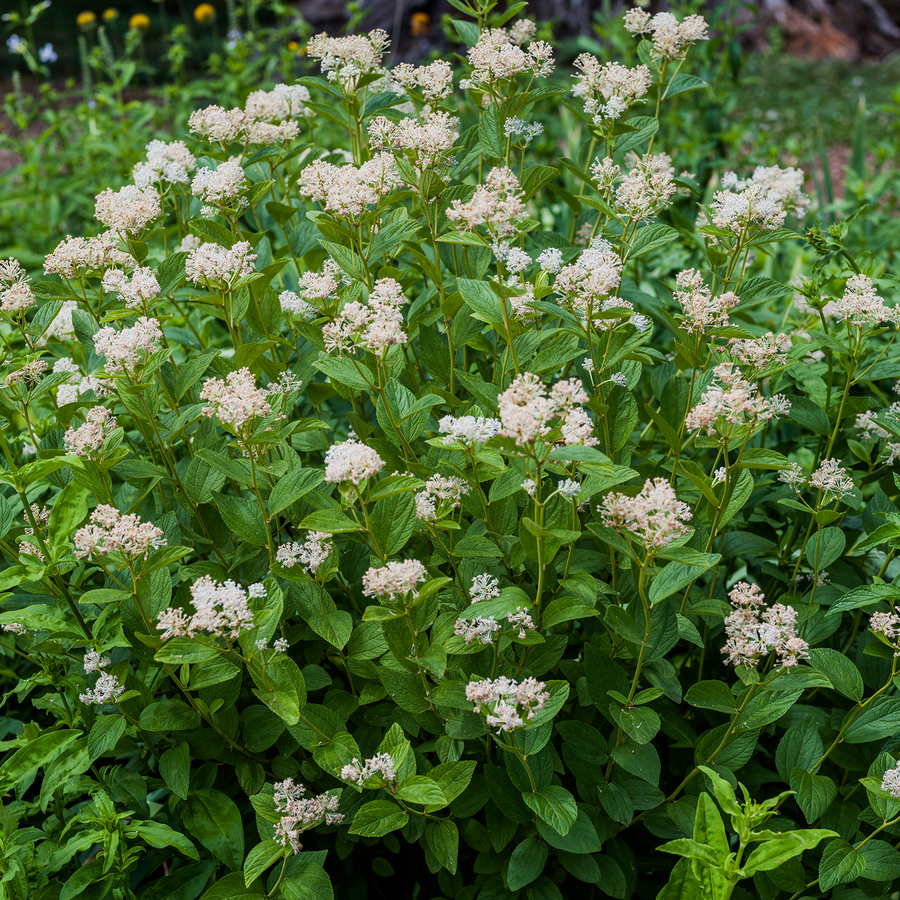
[3,4,900,899]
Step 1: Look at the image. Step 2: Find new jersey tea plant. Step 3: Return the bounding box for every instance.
[1,3,900,900]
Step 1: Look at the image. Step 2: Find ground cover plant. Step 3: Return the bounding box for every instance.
[4,2,900,899]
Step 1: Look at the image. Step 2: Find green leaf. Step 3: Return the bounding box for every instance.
[521,786,578,835]
[805,527,845,570]
[281,860,334,900]
[87,715,127,760]
[244,840,284,887]
[212,492,268,547]
[611,706,660,744]
[628,224,679,259]
[395,775,446,807]
[348,800,407,837]
[507,837,548,890]
[696,766,741,818]
[865,754,900,820]
[141,699,200,732]
[790,769,836,823]
[199,871,264,900]
[818,838,865,890]
[0,730,79,788]
[425,761,476,810]
[843,696,900,743]
[656,858,703,900]
[251,654,305,725]
[826,582,900,616]
[664,74,707,97]
[48,480,88,559]
[131,821,198,859]
[807,647,863,700]
[160,742,191,800]
[684,681,737,714]
[269,469,325,516]
[648,556,719,604]
[425,819,459,874]
[298,509,361,534]
[859,839,900,880]
[478,102,505,157]
[743,829,837,877]
[536,810,602,854]
[184,789,244,870]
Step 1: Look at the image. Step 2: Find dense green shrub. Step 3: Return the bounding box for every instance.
[3,2,900,900]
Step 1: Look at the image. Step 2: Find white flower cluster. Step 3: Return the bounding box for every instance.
[504,117,543,143]
[44,234,131,278]
[0,258,35,314]
[339,752,396,786]
[830,274,899,328]
[446,166,525,240]
[706,166,808,239]
[54,358,110,405]
[200,367,272,431]
[156,576,263,640]
[415,475,470,522]
[307,29,390,90]
[273,778,343,855]
[438,414,501,446]
[497,372,597,447]
[94,184,161,233]
[464,25,554,91]
[601,477,692,550]
[298,154,399,219]
[623,8,709,61]
[93,317,163,375]
[185,240,256,289]
[63,406,117,457]
[101,266,160,309]
[674,268,739,334]
[391,60,454,104]
[592,153,676,222]
[466,676,549,732]
[722,582,809,669]
[133,139,197,187]
[454,607,535,644]
[727,332,791,370]
[324,435,384,485]
[685,363,790,438]
[554,238,626,326]
[322,277,408,357]
[572,55,651,125]
[470,573,501,604]
[368,111,458,174]
[276,532,332,575]
[191,157,248,217]
[74,504,166,561]
[188,86,310,147]
[80,671,125,705]
[362,560,427,600]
